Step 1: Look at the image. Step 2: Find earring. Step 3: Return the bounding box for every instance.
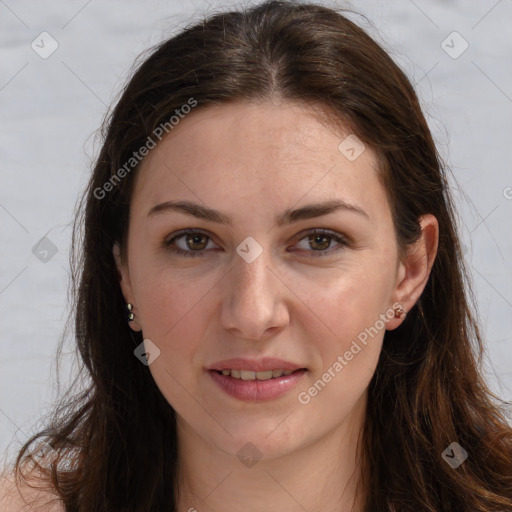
[394,305,405,319]
[127,303,135,321]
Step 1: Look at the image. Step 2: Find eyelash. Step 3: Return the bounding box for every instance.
[163,229,349,258]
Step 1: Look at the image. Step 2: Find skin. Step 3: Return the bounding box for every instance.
[114,98,438,512]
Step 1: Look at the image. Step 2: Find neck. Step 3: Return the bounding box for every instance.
[174,395,367,512]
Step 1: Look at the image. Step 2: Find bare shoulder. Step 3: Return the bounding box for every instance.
[0,467,65,512]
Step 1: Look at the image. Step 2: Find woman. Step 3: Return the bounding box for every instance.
[2,1,511,511]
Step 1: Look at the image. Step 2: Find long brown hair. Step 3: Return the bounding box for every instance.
[8,2,512,510]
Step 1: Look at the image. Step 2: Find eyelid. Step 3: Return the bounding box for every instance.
[163,227,212,245]
[290,228,349,256]
[163,228,217,257]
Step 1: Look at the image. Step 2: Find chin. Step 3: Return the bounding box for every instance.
[211,420,308,462]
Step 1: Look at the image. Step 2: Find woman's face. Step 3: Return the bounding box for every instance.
[115,99,429,460]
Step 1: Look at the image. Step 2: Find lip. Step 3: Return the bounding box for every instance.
[208,368,307,401]
[207,357,305,372]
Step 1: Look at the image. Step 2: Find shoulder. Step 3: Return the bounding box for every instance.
[0,467,65,512]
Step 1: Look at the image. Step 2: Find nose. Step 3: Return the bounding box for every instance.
[219,243,289,342]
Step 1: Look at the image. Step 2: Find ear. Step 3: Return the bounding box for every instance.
[386,214,439,330]
[113,243,142,332]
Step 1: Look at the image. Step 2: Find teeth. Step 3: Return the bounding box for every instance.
[256,370,273,380]
[219,369,298,380]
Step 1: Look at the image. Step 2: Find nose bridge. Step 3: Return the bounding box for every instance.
[232,240,275,309]
[234,245,271,296]
[233,232,273,291]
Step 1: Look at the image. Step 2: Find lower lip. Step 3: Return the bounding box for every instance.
[208,369,307,401]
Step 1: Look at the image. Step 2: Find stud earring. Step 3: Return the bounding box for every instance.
[394,306,405,319]
[126,303,135,321]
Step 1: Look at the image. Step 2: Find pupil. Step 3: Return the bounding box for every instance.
[188,234,206,250]
[311,234,329,250]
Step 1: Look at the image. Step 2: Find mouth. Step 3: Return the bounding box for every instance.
[211,368,305,380]
[207,368,308,401]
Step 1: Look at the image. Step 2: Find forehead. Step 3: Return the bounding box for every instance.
[132,100,386,219]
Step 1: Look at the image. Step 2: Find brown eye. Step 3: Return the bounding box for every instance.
[185,233,209,250]
[164,228,348,258]
[293,229,348,257]
[164,230,216,257]
[308,233,331,251]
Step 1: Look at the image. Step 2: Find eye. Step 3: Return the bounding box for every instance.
[163,229,348,258]
[164,229,215,258]
[291,229,348,257]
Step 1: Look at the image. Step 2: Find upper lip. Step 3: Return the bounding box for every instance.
[207,357,306,372]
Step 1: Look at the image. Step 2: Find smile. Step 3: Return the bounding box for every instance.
[208,368,307,401]
[218,368,297,380]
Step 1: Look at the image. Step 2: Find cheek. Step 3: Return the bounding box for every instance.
[297,278,386,418]
[134,274,212,411]
[299,259,392,392]
[132,254,213,333]
[304,258,393,338]
[131,264,221,374]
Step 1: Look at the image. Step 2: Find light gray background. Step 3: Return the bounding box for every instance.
[1,0,511,463]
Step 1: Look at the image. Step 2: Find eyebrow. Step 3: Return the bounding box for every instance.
[147,198,369,226]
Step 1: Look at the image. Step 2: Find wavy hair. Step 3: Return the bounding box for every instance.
[8,1,512,510]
